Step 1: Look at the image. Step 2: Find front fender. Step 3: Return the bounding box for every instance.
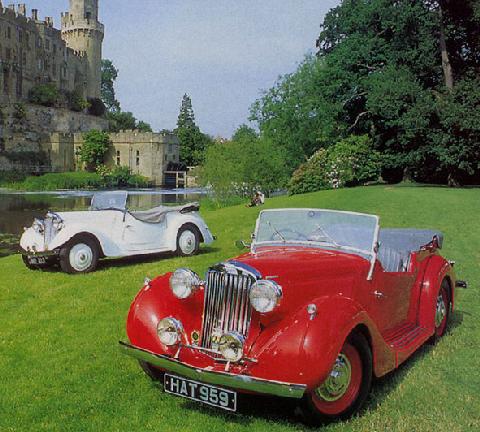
[47,225,122,256]
[248,296,396,388]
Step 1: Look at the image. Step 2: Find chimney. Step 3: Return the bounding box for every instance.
[17,4,26,15]
[45,16,53,27]
[31,8,38,20]
[7,4,14,11]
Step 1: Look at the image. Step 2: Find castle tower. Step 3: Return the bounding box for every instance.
[61,0,104,99]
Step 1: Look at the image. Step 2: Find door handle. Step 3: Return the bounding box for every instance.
[373,290,386,299]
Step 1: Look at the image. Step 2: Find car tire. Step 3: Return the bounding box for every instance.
[432,279,451,342]
[176,224,200,256]
[302,332,372,424]
[138,361,164,381]
[59,235,100,274]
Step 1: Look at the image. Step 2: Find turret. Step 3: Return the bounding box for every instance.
[61,0,104,99]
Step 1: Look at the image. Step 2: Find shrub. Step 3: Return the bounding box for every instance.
[87,98,106,117]
[80,130,111,172]
[288,135,381,195]
[95,165,148,188]
[68,89,90,112]
[13,103,26,120]
[28,84,59,107]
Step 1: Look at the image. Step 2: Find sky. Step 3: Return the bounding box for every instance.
[22,0,339,138]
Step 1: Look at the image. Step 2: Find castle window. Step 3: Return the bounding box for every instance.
[53,44,57,54]
[164,154,168,162]
[3,70,9,94]
[45,39,50,50]
[22,52,27,66]
[37,58,42,71]
[36,37,42,48]
[5,48,11,61]
[168,144,173,153]
[116,150,121,166]
[136,150,140,167]
[85,12,92,21]
[7,26,11,39]
[18,29,23,43]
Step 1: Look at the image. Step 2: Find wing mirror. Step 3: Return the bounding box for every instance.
[235,240,251,250]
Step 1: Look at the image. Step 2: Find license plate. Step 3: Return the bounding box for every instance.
[29,256,46,265]
[164,374,237,412]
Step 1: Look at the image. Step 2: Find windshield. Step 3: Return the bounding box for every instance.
[90,191,128,211]
[254,209,379,256]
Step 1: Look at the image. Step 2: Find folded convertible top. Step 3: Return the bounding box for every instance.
[130,202,200,224]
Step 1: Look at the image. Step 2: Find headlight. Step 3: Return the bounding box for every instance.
[218,332,245,362]
[32,218,45,234]
[157,317,183,346]
[169,268,201,299]
[249,280,282,313]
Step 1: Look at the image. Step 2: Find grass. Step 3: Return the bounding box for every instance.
[0,185,479,431]
[3,171,149,191]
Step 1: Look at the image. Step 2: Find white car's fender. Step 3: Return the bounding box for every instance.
[164,212,214,251]
[47,224,123,257]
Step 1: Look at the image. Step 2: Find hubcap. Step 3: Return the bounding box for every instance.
[315,353,352,402]
[69,243,93,272]
[179,230,196,255]
[435,292,447,328]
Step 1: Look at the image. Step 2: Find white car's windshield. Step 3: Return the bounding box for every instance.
[255,209,379,256]
[90,191,128,211]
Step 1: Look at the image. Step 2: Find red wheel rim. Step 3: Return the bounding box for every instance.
[312,342,362,416]
[435,287,448,337]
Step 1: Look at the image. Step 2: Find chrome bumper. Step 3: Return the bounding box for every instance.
[119,341,306,399]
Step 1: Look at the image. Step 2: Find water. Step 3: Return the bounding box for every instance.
[0,188,207,257]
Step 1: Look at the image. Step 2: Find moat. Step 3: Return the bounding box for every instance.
[0,188,207,257]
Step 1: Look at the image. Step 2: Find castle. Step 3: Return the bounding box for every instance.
[0,1,183,186]
[0,0,103,103]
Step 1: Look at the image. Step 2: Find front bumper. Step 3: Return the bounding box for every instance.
[119,341,306,399]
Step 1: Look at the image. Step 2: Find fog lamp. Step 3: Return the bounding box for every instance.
[157,317,183,346]
[218,332,245,362]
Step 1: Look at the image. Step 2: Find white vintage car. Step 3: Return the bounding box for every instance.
[20,191,215,274]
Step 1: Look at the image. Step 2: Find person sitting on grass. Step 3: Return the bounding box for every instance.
[247,191,265,207]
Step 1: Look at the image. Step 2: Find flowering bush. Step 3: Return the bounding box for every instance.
[288,135,381,195]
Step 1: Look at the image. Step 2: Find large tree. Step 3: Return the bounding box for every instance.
[101,59,121,113]
[176,94,211,166]
[251,0,480,184]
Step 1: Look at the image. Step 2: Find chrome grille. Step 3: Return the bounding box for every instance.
[200,269,255,350]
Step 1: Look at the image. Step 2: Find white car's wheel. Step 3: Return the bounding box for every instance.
[176,224,200,256]
[60,235,100,274]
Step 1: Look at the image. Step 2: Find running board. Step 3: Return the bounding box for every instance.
[383,322,431,365]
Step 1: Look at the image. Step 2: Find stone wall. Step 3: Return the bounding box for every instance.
[0,102,107,171]
[73,130,180,185]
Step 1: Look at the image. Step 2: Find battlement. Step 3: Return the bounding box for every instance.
[0,0,103,102]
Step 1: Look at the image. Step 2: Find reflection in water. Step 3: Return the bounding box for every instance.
[0,189,206,255]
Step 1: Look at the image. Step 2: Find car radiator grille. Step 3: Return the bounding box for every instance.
[200,269,255,350]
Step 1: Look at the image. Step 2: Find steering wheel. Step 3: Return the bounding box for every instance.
[271,228,308,241]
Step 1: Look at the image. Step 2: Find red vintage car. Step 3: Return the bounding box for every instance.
[120,209,466,423]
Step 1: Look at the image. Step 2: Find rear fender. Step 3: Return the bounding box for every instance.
[164,213,214,250]
[417,255,455,330]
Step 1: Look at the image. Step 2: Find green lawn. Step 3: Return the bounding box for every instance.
[0,185,479,431]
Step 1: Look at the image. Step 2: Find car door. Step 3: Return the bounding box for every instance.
[359,261,416,333]
[121,212,167,251]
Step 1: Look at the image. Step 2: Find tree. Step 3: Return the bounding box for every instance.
[136,121,152,132]
[79,130,111,172]
[232,124,258,142]
[101,59,121,113]
[176,94,210,165]
[251,0,480,185]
